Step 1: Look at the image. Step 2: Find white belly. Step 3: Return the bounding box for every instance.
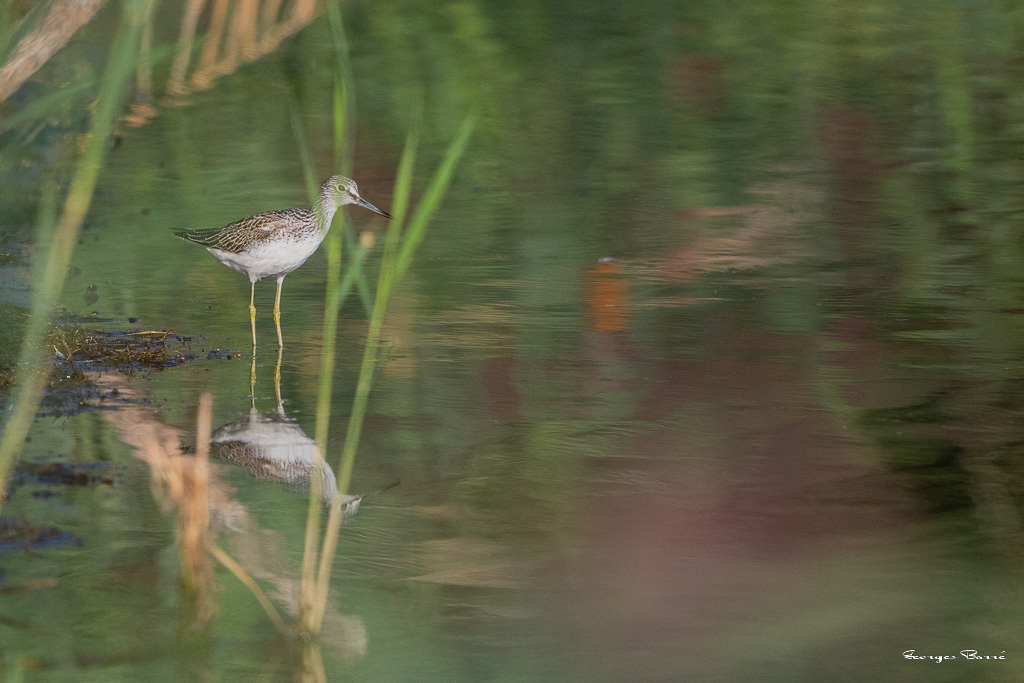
[208,238,322,281]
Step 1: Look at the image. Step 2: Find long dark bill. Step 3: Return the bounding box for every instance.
[355,196,392,219]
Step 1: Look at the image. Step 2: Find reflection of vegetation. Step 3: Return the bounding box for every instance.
[5,0,1024,678]
[3,0,475,655]
[301,113,475,638]
[0,1,323,125]
[287,11,477,639]
[0,0,105,103]
[0,0,146,506]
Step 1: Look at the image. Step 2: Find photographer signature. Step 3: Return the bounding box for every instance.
[903,650,1006,662]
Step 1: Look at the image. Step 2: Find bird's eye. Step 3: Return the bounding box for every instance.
[337,185,344,192]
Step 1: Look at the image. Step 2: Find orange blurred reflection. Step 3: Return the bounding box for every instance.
[584,258,629,332]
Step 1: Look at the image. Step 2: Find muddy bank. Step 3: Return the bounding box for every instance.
[0,303,248,418]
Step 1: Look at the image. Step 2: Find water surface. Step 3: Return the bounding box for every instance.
[2,2,1024,681]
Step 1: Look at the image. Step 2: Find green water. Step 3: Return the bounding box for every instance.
[3,1,1024,681]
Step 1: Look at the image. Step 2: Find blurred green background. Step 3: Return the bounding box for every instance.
[2,0,1024,681]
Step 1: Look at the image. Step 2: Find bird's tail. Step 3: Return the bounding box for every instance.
[173,227,220,245]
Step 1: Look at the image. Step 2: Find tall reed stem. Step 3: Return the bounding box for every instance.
[307,113,476,633]
[0,0,146,506]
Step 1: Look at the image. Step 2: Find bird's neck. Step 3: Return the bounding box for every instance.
[312,198,339,234]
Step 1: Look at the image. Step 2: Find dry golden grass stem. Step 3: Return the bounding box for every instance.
[210,544,289,636]
[95,374,340,639]
[186,0,322,94]
[0,1,319,129]
[149,450,216,622]
[238,0,262,62]
[127,329,172,339]
[260,0,285,33]
[167,0,208,95]
[0,0,106,103]
[141,392,217,625]
[124,0,159,127]
[299,640,328,683]
[192,392,212,528]
[191,0,228,87]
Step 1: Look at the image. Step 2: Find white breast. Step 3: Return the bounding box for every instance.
[208,238,322,281]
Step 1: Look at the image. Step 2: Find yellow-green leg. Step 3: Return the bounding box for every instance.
[274,346,283,410]
[249,353,256,409]
[273,275,285,348]
[249,279,257,347]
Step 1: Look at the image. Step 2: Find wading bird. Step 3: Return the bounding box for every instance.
[175,176,390,347]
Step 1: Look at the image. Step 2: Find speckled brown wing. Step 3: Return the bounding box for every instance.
[174,208,313,254]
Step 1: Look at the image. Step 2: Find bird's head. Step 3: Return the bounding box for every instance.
[321,175,391,218]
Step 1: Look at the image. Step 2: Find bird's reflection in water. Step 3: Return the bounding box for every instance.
[209,405,348,506]
[209,350,358,511]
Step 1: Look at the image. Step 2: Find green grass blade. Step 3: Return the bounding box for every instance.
[386,111,420,249]
[0,0,146,506]
[0,40,184,137]
[326,4,371,315]
[312,236,369,452]
[334,120,423,494]
[313,231,343,450]
[332,79,347,175]
[293,81,338,623]
[327,2,354,174]
[0,81,93,135]
[310,123,422,633]
[393,113,477,282]
[311,115,475,633]
[313,72,351,450]
[334,242,369,306]
[287,96,319,204]
[303,2,361,633]
[344,228,372,316]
